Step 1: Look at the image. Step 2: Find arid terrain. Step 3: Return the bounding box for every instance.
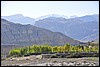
[1,55,99,66]
[1,1,99,66]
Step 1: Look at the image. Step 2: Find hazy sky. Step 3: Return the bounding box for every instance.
[1,1,99,18]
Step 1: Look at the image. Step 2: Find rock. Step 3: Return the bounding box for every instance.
[67,63,74,66]
[62,62,68,66]
[85,62,90,65]
[10,58,15,61]
[36,55,43,59]
[81,62,85,66]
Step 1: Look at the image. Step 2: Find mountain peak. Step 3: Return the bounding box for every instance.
[35,14,99,41]
[9,14,24,17]
[1,19,80,46]
[48,14,62,17]
[1,14,35,25]
[36,14,69,21]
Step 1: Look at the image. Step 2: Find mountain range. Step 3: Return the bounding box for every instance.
[35,14,69,21]
[1,19,80,46]
[1,14,35,25]
[34,14,99,42]
[1,14,99,42]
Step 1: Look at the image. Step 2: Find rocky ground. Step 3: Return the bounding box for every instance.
[1,56,99,66]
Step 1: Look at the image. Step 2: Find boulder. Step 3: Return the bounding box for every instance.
[36,55,43,59]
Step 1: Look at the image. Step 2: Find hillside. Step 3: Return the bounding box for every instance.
[1,14,35,25]
[2,14,98,42]
[1,19,80,46]
[34,14,99,41]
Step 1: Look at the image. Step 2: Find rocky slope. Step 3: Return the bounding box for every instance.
[1,19,80,46]
[34,14,99,41]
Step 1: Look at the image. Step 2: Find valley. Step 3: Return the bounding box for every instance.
[1,1,99,66]
[1,14,99,66]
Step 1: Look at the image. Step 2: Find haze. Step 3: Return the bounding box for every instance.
[1,1,99,18]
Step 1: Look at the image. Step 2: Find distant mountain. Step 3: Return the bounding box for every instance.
[34,14,99,42]
[70,15,77,18]
[2,14,98,42]
[36,14,68,21]
[1,19,80,46]
[1,14,35,25]
[80,33,99,41]
[74,14,99,22]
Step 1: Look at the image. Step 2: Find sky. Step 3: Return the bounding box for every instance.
[1,1,99,19]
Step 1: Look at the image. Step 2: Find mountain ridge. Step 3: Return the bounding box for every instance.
[1,19,80,46]
[1,14,99,42]
[1,14,35,25]
[34,14,99,41]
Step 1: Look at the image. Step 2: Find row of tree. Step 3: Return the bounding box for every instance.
[9,44,99,57]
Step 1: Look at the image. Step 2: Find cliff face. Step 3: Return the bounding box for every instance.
[1,19,80,46]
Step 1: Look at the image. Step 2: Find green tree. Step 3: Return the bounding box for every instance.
[84,46,89,52]
[9,49,21,57]
[70,46,76,52]
[64,44,71,52]
[52,46,58,52]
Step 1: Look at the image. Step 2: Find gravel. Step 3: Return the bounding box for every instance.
[17,61,99,66]
[1,57,99,66]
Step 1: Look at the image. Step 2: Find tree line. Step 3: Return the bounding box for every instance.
[9,44,99,57]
